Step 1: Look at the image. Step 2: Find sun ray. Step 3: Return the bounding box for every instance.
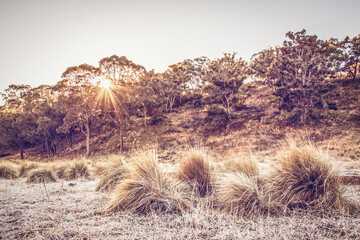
[100,78,112,90]
[95,78,127,117]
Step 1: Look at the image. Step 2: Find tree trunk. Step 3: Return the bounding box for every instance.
[300,98,307,125]
[68,131,73,148]
[45,140,50,159]
[144,106,147,127]
[119,128,124,153]
[20,145,24,160]
[86,123,90,156]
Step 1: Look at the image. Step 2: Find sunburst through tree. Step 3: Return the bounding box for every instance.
[95,77,130,152]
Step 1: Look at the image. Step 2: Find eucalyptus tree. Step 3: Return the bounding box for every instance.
[0,107,31,159]
[98,55,146,152]
[60,64,100,156]
[201,53,249,118]
[251,30,338,125]
[250,47,281,89]
[99,55,146,85]
[31,85,62,157]
[135,70,159,127]
[1,85,37,158]
[338,35,360,81]
[162,61,194,111]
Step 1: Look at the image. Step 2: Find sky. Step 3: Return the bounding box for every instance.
[0,0,360,103]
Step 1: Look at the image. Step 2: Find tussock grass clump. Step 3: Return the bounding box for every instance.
[96,160,129,192]
[178,149,213,197]
[93,156,125,177]
[215,172,271,216]
[270,144,344,211]
[0,161,20,179]
[222,155,259,177]
[106,151,190,214]
[66,160,90,180]
[26,166,56,183]
[19,161,40,177]
[53,162,70,179]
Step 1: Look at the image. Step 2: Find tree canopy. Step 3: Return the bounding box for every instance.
[0,30,359,158]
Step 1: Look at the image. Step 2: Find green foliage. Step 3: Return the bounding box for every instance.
[205,105,228,129]
[337,35,360,80]
[202,53,249,118]
[252,30,339,125]
[0,30,359,157]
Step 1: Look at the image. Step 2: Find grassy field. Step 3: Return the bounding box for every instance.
[1,144,360,239]
[1,178,359,239]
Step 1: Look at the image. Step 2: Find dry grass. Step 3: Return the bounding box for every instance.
[95,161,129,192]
[221,154,259,177]
[106,151,190,214]
[93,155,125,176]
[0,161,19,179]
[53,162,70,179]
[65,160,90,180]
[26,166,57,183]
[269,143,352,212]
[214,172,271,216]
[178,148,213,197]
[18,161,40,177]
[1,178,360,239]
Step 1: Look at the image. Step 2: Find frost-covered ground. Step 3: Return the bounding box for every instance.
[1,179,360,240]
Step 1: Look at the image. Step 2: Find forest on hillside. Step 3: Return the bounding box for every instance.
[0,30,359,159]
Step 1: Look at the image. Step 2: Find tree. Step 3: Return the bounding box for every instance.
[0,109,31,159]
[201,53,249,118]
[98,55,146,152]
[60,64,100,156]
[1,85,39,159]
[99,55,145,85]
[251,30,337,125]
[53,80,78,149]
[162,61,193,111]
[135,70,158,127]
[250,47,281,88]
[338,35,360,81]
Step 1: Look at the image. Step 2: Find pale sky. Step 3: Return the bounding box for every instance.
[1,0,359,103]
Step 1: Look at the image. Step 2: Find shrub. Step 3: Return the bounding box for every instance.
[270,144,343,210]
[204,105,228,127]
[178,149,213,197]
[0,161,19,179]
[26,167,56,183]
[106,151,189,214]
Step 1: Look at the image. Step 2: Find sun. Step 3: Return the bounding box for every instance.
[100,78,112,89]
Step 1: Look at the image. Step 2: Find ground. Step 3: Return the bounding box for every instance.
[1,177,360,240]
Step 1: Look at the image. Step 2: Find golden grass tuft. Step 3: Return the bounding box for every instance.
[93,156,125,177]
[106,151,190,214]
[26,166,57,183]
[221,154,259,177]
[19,161,40,177]
[214,172,271,216]
[269,143,345,211]
[66,160,90,180]
[178,149,213,197]
[53,162,70,179]
[96,160,129,192]
[0,161,20,179]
